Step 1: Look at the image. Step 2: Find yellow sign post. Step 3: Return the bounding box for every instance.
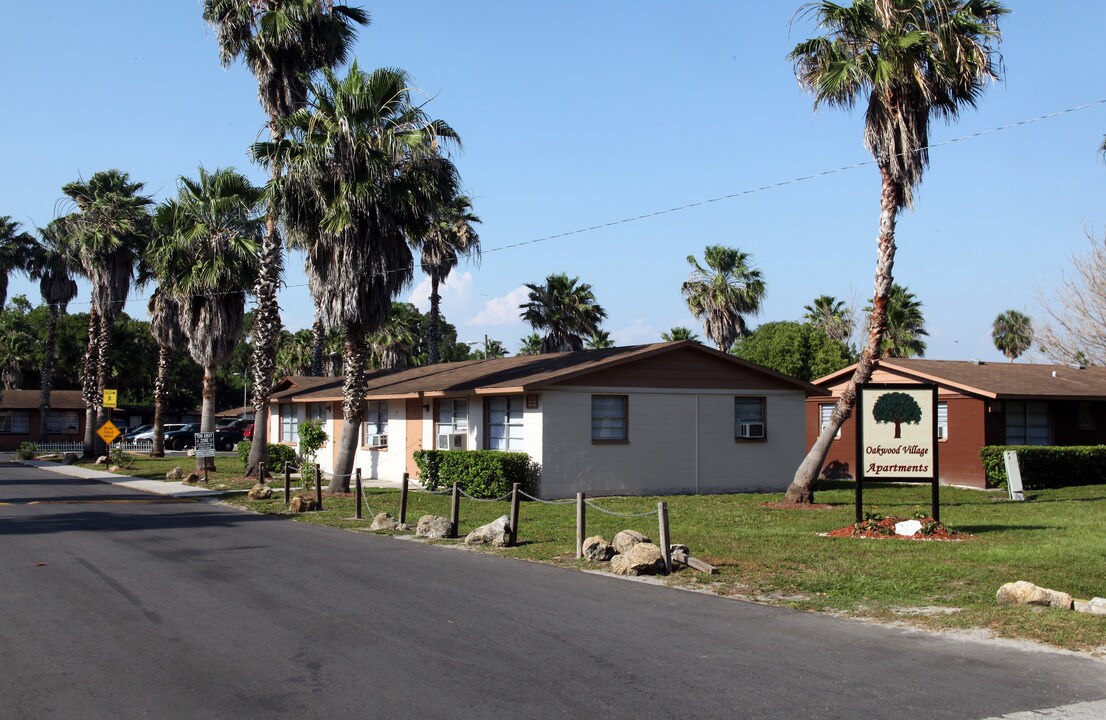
[103,389,118,409]
[97,421,121,446]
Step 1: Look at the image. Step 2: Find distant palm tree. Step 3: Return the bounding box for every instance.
[147,290,185,457]
[483,339,508,359]
[0,313,32,389]
[203,0,369,477]
[865,284,927,358]
[517,333,543,356]
[26,220,79,440]
[148,168,262,471]
[520,273,607,353]
[681,245,766,351]
[370,303,420,369]
[0,216,36,311]
[276,329,314,377]
[586,330,615,349]
[992,310,1032,361]
[662,326,699,342]
[803,294,854,344]
[787,0,1008,503]
[62,170,153,456]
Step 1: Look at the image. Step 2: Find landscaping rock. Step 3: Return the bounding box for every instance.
[186,449,196,457]
[610,543,666,576]
[182,472,203,484]
[370,512,398,531]
[669,543,690,557]
[247,484,272,500]
[465,515,511,546]
[894,519,923,537]
[166,466,183,481]
[612,529,650,554]
[62,453,79,465]
[1074,600,1106,616]
[95,455,108,465]
[582,535,615,562]
[996,581,1073,610]
[289,495,318,512]
[108,465,123,473]
[416,515,452,539]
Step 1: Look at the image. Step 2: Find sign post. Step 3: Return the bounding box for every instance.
[856,384,940,523]
[1002,450,1025,502]
[195,432,215,483]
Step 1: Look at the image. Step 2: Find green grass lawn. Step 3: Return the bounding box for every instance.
[73,454,259,491]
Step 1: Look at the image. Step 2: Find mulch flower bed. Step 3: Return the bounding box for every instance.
[825,516,972,541]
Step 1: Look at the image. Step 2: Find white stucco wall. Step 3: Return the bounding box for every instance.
[536,386,808,498]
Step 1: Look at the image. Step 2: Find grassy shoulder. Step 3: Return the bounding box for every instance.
[219,479,1106,653]
[72,454,259,491]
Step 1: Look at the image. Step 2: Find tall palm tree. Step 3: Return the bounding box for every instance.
[662,326,700,342]
[992,309,1032,361]
[26,220,79,441]
[203,0,369,477]
[0,216,36,311]
[787,0,1007,502]
[867,284,927,358]
[586,330,615,349]
[61,170,153,456]
[147,290,185,457]
[681,245,766,351]
[257,64,460,490]
[517,333,543,356]
[803,294,854,344]
[415,191,481,364]
[520,273,607,353]
[148,168,262,471]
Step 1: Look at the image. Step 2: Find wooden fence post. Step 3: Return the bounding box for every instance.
[258,461,265,486]
[509,482,521,547]
[355,468,363,520]
[284,462,291,507]
[315,463,323,511]
[450,482,460,538]
[576,492,586,559]
[400,472,409,526]
[658,501,672,575]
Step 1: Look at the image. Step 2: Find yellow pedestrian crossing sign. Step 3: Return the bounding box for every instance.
[97,421,121,445]
[103,389,118,408]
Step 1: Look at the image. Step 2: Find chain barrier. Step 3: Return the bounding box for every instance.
[457,488,512,503]
[517,490,576,505]
[583,498,657,518]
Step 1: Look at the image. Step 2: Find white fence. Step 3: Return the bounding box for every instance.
[33,440,154,454]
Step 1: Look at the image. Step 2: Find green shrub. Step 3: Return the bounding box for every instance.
[15,441,36,460]
[979,445,1106,489]
[235,441,300,472]
[413,449,538,498]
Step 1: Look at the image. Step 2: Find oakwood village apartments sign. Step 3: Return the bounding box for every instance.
[856,384,940,522]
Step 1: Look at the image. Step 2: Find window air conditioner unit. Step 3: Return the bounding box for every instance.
[369,433,388,448]
[739,422,765,439]
[437,432,466,450]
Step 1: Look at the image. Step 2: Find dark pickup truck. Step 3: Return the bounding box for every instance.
[164,424,245,451]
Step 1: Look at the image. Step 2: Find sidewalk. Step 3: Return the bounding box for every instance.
[19,459,223,498]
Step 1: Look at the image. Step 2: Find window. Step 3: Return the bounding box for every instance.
[47,410,80,434]
[1078,402,1097,431]
[486,396,525,451]
[1006,401,1050,445]
[0,410,30,434]
[592,395,627,442]
[819,404,841,440]
[280,403,299,444]
[937,402,948,440]
[735,397,766,440]
[363,401,388,447]
[305,403,326,422]
[436,399,469,434]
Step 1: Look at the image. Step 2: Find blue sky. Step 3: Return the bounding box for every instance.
[3,1,1104,363]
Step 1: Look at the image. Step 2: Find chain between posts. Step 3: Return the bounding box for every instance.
[581,498,658,518]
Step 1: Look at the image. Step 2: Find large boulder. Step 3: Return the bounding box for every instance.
[465,515,511,546]
[289,495,318,512]
[612,529,650,555]
[166,466,183,481]
[610,543,666,576]
[581,535,615,562]
[247,484,273,500]
[1074,598,1106,616]
[370,513,399,531]
[416,515,453,539]
[996,581,1073,610]
[182,472,202,484]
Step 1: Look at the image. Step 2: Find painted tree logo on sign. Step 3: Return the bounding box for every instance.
[871,391,922,439]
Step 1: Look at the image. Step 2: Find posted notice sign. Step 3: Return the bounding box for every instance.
[194,432,216,458]
[856,383,940,521]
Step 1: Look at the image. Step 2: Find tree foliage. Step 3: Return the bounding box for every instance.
[681,245,765,351]
[991,309,1032,361]
[732,321,855,382]
[520,273,607,353]
[1038,234,1106,366]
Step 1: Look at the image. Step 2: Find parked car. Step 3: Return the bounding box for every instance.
[243,423,254,440]
[218,418,253,431]
[123,424,154,440]
[164,424,244,452]
[131,423,187,442]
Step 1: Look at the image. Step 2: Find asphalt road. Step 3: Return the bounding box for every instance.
[2,461,1104,720]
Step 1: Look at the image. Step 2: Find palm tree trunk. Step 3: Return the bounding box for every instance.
[428,275,442,365]
[330,325,367,492]
[151,345,171,457]
[785,168,901,503]
[198,364,217,472]
[38,305,59,442]
[81,308,101,457]
[245,147,284,478]
[311,297,324,376]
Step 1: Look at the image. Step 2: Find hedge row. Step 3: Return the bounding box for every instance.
[979,445,1106,489]
[236,441,298,471]
[413,450,539,498]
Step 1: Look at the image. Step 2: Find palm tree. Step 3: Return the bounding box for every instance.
[147,290,185,457]
[276,329,314,376]
[517,333,543,356]
[147,168,262,471]
[0,312,32,389]
[257,64,460,490]
[415,191,481,364]
[520,273,607,353]
[61,170,153,456]
[0,216,36,311]
[867,284,927,358]
[992,309,1032,361]
[787,0,1007,502]
[662,326,700,342]
[369,304,419,369]
[681,245,766,351]
[26,220,79,441]
[586,330,615,349]
[803,294,854,344]
[203,0,369,477]
[483,339,509,359]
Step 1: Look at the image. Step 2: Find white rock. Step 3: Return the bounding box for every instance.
[894,519,923,536]
[416,515,452,539]
[612,529,650,554]
[464,515,512,546]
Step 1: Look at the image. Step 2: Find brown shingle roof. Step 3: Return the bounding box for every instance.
[813,359,1106,400]
[1,390,86,410]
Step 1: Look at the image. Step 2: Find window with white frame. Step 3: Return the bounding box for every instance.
[280,403,299,444]
[363,401,388,447]
[592,395,627,442]
[819,403,841,440]
[305,403,326,422]
[0,410,30,434]
[735,397,767,440]
[486,396,524,451]
[1005,400,1049,445]
[436,398,469,434]
[46,410,80,434]
[937,402,949,440]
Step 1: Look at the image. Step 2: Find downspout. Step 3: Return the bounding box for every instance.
[695,394,700,494]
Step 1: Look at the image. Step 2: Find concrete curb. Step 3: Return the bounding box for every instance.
[18,459,223,498]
